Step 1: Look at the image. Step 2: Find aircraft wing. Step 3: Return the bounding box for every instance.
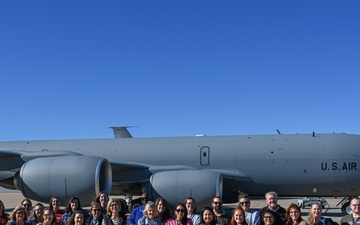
[0,151,24,171]
[110,162,199,183]
[110,161,152,183]
[0,150,82,171]
[110,161,252,203]
[111,162,251,183]
[209,169,252,181]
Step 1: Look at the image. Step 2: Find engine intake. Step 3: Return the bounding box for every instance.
[14,155,112,206]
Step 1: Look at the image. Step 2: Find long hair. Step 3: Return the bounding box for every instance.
[184,197,197,214]
[174,203,188,225]
[30,203,45,222]
[0,200,9,218]
[49,196,61,211]
[200,207,216,225]
[155,198,171,223]
[96,192,109,207]
[10,205,27,222]
[285,204,303,225]
[105,198,121,217]
[65,196,83,213]
[66,210,86,225]
[307,203,322,225]
[230,207,247,225]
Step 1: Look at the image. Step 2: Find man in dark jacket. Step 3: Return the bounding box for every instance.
[212,196,230,225]
[340,197,360,225]
[259,192,286,225]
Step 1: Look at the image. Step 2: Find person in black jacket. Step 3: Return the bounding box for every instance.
[259,192,286,225]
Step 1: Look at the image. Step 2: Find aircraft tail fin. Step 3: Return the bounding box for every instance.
[109,126,135,138]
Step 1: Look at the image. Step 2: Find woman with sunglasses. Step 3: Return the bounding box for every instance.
[37,208,57,225]
[165,203,192,225]
[21,199,33,220]
[90,202,103,225]
[238,192,259,225]
[7,205,31,225]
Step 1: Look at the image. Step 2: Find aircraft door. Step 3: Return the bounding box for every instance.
[200,146,210,166]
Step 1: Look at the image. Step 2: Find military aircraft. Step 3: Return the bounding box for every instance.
[0,127,359,214]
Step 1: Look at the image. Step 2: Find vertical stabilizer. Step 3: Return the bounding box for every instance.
[109,126,134,138]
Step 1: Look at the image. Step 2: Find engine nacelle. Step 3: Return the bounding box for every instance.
[14,156,112,206]
[148,170,222,208]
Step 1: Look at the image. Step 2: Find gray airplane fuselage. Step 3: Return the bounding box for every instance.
[0,132,359,206]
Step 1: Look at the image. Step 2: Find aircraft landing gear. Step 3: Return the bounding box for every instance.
[124,193,142,212]
[337,197,353,215]
[341,201,352,214]
[125,194,134,213]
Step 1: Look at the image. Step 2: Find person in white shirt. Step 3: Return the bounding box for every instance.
[185,198,201,225]
[238,192,259,225]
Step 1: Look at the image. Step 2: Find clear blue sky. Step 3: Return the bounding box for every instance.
[1,1,359,141]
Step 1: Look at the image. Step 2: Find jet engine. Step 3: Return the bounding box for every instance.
[148,170,222,208]
[14,156,112,206]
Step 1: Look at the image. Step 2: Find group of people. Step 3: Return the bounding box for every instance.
[1,191,359,225]
[233,192,360,225]
[0,193,114,225]
[128,192,360,225]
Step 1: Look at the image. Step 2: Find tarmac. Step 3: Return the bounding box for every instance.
[0,191,346,224]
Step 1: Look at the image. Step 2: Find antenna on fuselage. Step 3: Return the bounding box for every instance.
[276,129,281,135]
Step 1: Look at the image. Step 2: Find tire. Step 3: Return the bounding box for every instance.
[131,198,142,211]
[118,198,128,213]
[132,203,141,211]
[341,202,352,215]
